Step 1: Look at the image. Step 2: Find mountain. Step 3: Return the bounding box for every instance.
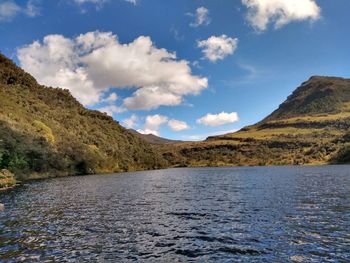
[264,76,350,121]
[0,53,167,180]
[128,129,182,144]
[1,52,349,181]
[159,76,350,166]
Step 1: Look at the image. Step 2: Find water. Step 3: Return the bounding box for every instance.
[0,166,349,262]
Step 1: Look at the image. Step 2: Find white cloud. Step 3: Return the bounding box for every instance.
[242,0,321,31]
[98,105,126,116]
[102,92,118,103]
[197,112,239,126]
[198,35,238,62]
[192,60,201,69]
[170,27,184,42]
[122,114,138,129]
[73,0,136,6]
[168,119,190,131]
[18,34,99,105]
[0,0,39,22]
[137,116,190,134]
[123,86,182,111]
[0,1,20,21]
[25,0,40,17]
[17,31,208,109]
[125,0,137,5]
[73,0,106,4]
[138,114,169,136]
[189,6,210,27]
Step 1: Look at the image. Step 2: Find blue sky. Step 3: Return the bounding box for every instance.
[1,0,349,140]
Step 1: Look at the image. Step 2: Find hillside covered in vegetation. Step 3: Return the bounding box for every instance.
[0,54,167,180]
[1,52,349,181]
[158,76,350,166]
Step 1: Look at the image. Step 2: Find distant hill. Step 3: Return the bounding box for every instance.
[1,51,349,179]
[0,53,167,180]
[264,76,350,121]
[159,76,350,166]
[128,129,182,144]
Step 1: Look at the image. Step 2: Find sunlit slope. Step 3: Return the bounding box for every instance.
[264,76,350,121]
[0,53,167,179]
[159,77,350,166]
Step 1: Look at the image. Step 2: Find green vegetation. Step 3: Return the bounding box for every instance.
[0,53,167,181]
[0,52,349,183]
[333,144,350,164]
[33,120,55,144]
[265,76,350,121]
[158,76,350,167]
[0,169,16,189]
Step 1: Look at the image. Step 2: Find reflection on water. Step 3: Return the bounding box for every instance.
[0,166,350,262]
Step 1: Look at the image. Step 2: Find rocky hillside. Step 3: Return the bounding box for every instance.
[159,76,350,166]
[0,53,167,180]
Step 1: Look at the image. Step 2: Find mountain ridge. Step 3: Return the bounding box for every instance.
[158,76,350,166]
[1,52,349,181]
[263,76,350,122]
[0,53,167,180]
[128,129,183,145]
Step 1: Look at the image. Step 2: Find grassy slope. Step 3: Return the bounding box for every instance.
[1,52,349,177]
[0,54,167,180]
[159,76,350,166]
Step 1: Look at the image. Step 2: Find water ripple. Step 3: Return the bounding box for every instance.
[1,166,350,262]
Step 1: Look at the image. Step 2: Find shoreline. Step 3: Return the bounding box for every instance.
[1,162,349,191]
[0,169,17,192]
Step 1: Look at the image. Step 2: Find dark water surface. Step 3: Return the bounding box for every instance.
[0,166,350,262]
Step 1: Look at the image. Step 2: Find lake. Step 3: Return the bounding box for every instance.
[0,166,349,262]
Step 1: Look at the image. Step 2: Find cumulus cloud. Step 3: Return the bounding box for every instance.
[0,0,39,22]
[125,0,137,5]
[122,114,138,129]
[242,0,321,31]
[102,92,118,103]
[198,35,238,62]
[138,114,169,136]
[0,1,20,21]
[137,115,189,135]
[168,119,190,131]
[123,86,182,111]
[98,105,126,116]
[197,112,239,126]
[17,31,207,109]
[189,6,210,27]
